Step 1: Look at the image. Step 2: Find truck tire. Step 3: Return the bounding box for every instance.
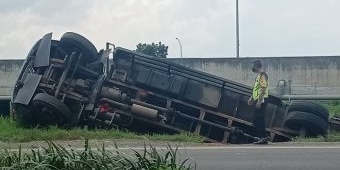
[50,40,68,60]
[59,32,98,64]
[12,104,34,127]
[32,93,72,126]
[287,100,329,122]
[284,111,328,137]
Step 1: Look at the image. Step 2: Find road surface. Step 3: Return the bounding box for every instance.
[182,145,340,170]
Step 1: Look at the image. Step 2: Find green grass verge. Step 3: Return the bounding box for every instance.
[0,118,203,143]
[293,132,340,142]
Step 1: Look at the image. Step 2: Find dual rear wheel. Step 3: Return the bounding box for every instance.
[284,101,329,137]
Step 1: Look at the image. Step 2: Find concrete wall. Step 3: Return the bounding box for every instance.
[0,60,22,97]
[167,56,340,95]
[1,56,340,98]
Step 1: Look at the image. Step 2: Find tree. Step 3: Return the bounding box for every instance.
[136,42,168,58]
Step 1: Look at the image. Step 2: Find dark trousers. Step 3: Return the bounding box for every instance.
[252,99,268,138]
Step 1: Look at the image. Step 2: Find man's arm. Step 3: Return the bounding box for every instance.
[248,96,254,106]
[256,74,268,105]
[257,87,266,101]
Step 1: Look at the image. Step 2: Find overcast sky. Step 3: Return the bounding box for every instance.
[0,0,339,59]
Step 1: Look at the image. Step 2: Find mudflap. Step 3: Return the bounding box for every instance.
[13,74,42,105]
[34,33,52,67]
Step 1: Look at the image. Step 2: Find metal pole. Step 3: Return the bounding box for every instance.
[282,95,340,100]
[236,0,240,58]
[176,38,182,58]
[0,96,11,100]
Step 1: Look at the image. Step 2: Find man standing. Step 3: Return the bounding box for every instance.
[248,60,269,144]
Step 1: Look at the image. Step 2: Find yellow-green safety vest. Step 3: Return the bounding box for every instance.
[252,72,269,100]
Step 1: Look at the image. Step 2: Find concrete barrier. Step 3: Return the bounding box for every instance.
[167,56,340,95]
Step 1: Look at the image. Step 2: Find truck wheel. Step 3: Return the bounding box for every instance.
[32,93,72,126]
[287,100,329,121]
[50,40,68,60]
[59,32,98,64]
[12,104,33,127]
[284,111,328,137]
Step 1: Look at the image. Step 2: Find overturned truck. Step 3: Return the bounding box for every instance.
[11,32,329,143]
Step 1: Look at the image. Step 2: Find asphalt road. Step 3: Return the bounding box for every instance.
[182,146,340,170]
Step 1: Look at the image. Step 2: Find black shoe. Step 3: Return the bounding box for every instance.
[253,137,268,144]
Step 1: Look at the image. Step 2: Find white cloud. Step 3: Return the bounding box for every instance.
[0,0,339,59]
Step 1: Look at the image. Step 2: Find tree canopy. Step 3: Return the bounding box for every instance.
[136,42,168,58]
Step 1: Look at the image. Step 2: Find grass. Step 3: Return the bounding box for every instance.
[293,132,340,142]
[0,139,196,170]
[0,118,203,143]
[317,100,340,118]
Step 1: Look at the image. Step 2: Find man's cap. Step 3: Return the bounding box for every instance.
[250,59,262,68]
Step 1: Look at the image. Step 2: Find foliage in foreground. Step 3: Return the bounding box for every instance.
[0,117,203,143]
[0,139,195,170]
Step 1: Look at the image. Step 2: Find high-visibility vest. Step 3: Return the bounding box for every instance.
[252,72,269,100]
